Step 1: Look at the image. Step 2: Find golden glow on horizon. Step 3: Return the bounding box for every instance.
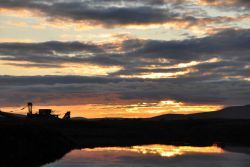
[144,58,221,70]
[1,100,223,118]
[176,57,221,68]
[82,144,224,158]
[223,75,250,82]
[197,0,240,6]
[0,38,33,43]
[0,8,39,17]
[31,19,96,31]
[125,100,222,115]
[0,60,122,76]
[119,68,197,79]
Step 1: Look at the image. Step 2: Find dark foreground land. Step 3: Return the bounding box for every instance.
[1,118,250,166]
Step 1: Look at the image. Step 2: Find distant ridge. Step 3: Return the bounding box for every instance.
[150,104,250,120]
[0,111,26,119]
[1,104,250,121]
[71,117,88,121]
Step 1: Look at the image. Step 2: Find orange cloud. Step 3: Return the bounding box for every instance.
[0,60,123,76]
[0,8,42,17]
[119,68,197,79]
[198,0,250,7]
[0,38,33,43]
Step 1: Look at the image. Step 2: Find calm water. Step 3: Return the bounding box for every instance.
[43,144,250,167]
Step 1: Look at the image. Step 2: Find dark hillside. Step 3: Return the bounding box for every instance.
[151,104,250,120]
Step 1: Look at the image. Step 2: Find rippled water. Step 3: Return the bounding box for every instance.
[43,144,250,167]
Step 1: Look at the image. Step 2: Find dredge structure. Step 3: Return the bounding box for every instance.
[22,102,70,120]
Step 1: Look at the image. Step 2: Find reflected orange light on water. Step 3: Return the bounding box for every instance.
[82,144,224,158]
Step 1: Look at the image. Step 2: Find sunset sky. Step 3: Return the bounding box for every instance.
[0,0,249,118]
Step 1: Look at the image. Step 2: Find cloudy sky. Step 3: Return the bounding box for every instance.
[0,0,249,118]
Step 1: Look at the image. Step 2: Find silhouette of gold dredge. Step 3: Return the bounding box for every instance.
[21,102,70,120]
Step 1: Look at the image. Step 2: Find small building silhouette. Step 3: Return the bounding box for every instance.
[39,109,52,116]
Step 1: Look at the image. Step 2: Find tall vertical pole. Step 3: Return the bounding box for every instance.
[28,102,33,115]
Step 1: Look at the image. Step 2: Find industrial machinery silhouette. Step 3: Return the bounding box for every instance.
[63,111,71,120]
[21,102,70,120]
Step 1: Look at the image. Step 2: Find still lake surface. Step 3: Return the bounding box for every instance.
[43,144,250,167]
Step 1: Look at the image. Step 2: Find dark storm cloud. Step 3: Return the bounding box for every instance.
[0,41,125,66]
[3,63,62,68]
[1,29,249,62]
[0,29,249,107]
[0,41,103,54]
[126,29,250,60]
[0,75,250,107]
[0,29,249,74]
[194,60,250,77]
[88,0,172,5]
[1,54,125,66]
[234,0,250,7]
[108,29,250,76]
[0,76,142,86]
[0,0,247,28]
[0,0,183,27]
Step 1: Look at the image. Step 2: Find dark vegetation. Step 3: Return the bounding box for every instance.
[1,116,250,166]
[0,118,74,167]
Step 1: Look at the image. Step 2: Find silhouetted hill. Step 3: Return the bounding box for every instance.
[0,111,26,119]
[150,104,250,121]
[71,117,88,121]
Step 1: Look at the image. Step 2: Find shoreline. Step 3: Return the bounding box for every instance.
[1,118,250,166]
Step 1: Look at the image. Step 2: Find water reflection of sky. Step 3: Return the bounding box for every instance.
[44,145,250,167]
